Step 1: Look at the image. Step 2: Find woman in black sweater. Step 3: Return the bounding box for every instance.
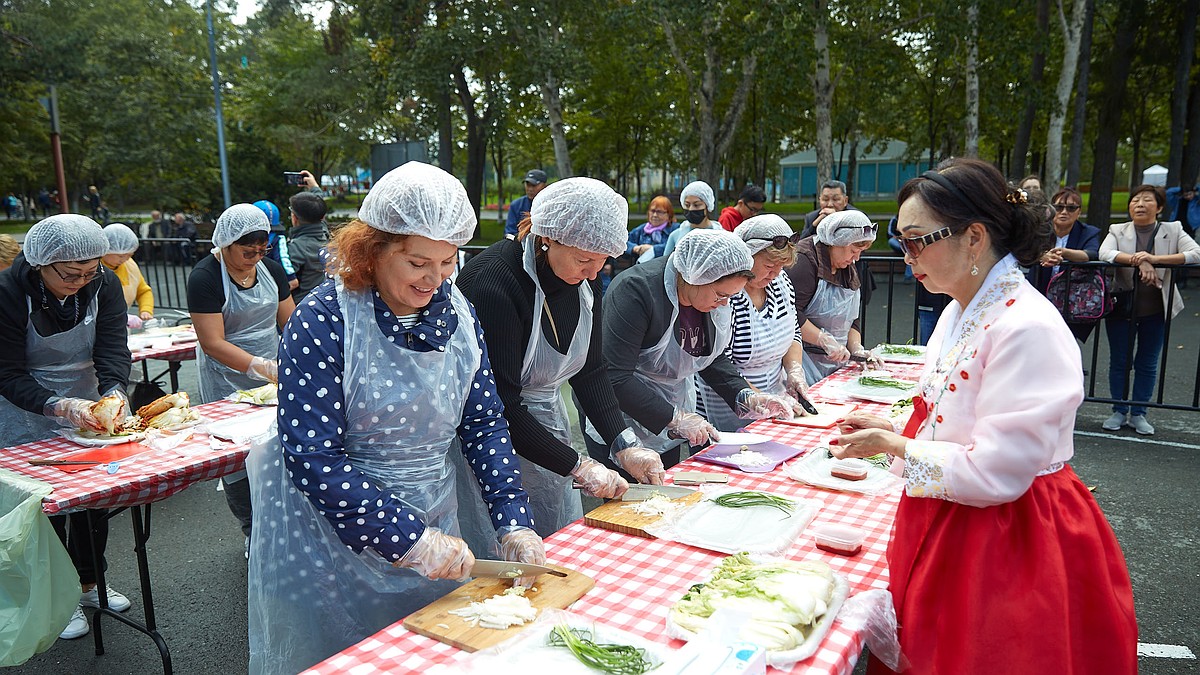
[456,177,661,553]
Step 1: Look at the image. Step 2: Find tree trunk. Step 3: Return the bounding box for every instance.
[1087,0,1144,229]
[453,68,488,231]
[1045,0,1088,189]
[1065,0,1094,186]
[1184,77,1200,187]
[540,70,574,178]
[847,136,859,199]
[965,0,980,158]
[437,79,453,172]
[1011,0,1050,180]
[813,0,834,186]
[1166,0,1199,186]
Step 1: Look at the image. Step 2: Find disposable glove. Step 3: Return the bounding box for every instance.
[570,456,629,499]
[394,527,474,581]
[735,388,800,420]
[45,397,106,432]
[816,330,850,362]
[246,356,279,384]
[852,348,885,369]
[614,447,667,485]
[666,409,720,446]
[784,364,811,402]
[126,314,143,330]
[101,386,130,409]
[497,526,547,587]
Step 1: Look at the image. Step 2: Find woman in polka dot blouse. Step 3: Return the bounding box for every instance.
[246,162,545,675]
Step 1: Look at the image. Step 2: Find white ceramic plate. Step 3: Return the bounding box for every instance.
[59,428,147,447]
[710,432,770,446]
[872,343,927,364]
[837,374,918,404]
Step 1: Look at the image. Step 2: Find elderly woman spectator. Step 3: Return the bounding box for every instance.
[626,195,679,263]
[785,210,881,384]
[1027,186,1100,294]
[101,224,155,329]
[662,181,721,257]
[1099,184,1200,436]
[696,215,810,431]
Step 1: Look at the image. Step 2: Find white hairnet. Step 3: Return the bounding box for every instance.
[358,161,476,246]
[103,223,139,255]
[734,214,794,255]
[213,204,270,249]
[816,210,878,247]
[671,228,753,286]
[23,214,108,267]
[680,181,715,211]
[530,177,629,258]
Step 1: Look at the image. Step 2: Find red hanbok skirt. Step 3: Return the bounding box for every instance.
[868,464,1137,675]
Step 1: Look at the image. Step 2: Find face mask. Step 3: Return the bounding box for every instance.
[684,209,707,224]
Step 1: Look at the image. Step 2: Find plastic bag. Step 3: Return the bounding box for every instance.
[836,588,910,672]
[0,470,80,666]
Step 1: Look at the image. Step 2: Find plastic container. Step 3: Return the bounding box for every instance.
[812,523,865,556]
[829,458,870,481]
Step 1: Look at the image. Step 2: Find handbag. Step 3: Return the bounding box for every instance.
[1046,266,1113,323]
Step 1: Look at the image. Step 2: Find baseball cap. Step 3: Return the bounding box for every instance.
[523,169,548,185]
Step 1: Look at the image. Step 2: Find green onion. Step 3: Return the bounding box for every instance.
[708,491,795,516]
[547,624,659,674]
[879,343,923,356]
[857,375,917,391]
[863,453,891,469]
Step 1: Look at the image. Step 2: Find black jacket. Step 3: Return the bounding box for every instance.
[288,220,331,302]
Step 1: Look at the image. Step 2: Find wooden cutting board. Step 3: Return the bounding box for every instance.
[583,490,704,537]
[402,564,594,652]
[770,401,858,429]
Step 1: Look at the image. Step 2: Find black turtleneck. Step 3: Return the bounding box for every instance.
[456,238,627,476]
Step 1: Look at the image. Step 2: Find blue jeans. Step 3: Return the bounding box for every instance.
[1105,314,1165,416]
[918,308,939,346]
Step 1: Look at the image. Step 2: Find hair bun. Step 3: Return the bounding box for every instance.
[1006,187,1029,205]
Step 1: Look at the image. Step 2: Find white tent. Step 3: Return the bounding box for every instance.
[1142,164,1168,186]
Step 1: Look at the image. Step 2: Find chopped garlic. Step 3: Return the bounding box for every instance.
[448,593,538,629]
[729,449,772,467]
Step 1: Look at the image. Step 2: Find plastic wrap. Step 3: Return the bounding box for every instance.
[645,485,818,556]
[835,588,909,672]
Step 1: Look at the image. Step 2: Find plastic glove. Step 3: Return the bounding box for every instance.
[666,409,720,446]
[498,526,547,587]
[126,314,144,330]
[735,388,800,420]
[246,356,279,384]
[570,456,629,499]
[816,329,851,362]
[614,447,667,485]
[45,397,106,432]
[852,348,885,369]
[394,527,474,581]
[784,364,811,402]
[101,386,129,409]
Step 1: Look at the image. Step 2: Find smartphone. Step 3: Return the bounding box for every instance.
[284,172,304,186]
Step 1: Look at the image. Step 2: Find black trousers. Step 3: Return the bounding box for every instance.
[50,509,109,586]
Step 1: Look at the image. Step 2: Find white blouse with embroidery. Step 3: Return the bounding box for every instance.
[896,255,1083,507]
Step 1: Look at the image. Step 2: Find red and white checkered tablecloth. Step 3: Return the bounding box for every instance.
[130,341,198,364]
[0,400,261,514]
[303,365,924,675]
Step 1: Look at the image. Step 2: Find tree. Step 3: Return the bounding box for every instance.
[1044,0,1088,189]
[1166,0,1199,187]
[964,0,980,158]
[1010,0,1050,180]
[1064,0,1093,187]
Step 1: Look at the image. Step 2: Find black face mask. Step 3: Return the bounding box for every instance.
[684,209,707,224]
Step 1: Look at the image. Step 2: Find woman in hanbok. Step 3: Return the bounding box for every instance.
[830,158,1137,674]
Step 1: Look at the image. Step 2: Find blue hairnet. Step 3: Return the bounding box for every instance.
[253,200,280,227]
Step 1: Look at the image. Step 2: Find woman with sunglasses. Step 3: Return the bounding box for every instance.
[785,209,881,384]
[1026,186,1099,295]
[187,203,296,544]
[0,215,134,639]
[696,215,811,431]
[832,159,1136,675]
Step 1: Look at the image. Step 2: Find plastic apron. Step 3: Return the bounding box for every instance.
[623,257,734,454]
[195,254,280,405]
[801,278,860,383]
[697,276,796,432]
[454,242,590,556]
[247,280,481,675]
[0,295,100,447]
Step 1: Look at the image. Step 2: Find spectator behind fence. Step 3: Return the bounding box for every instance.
[287,172,331,302]
[1165,184,1198,237]
[0,234,20,271]
[626,195,678,263]
[717,183,767,232]
[1027,186,1100,294]
[1099,184,1200,436]
[170,212,198,264]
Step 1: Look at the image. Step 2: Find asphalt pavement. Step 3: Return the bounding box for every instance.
[9,278,1199,674]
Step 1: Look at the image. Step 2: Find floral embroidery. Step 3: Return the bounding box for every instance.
[936,415,944,423]
[903,441,953,500]
[1005,298,1016,306]
[960,370,969,379]
[948,383,956,392]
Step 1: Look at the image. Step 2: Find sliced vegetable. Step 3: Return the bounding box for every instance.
[447,592,537,629]
[547,625,659,675]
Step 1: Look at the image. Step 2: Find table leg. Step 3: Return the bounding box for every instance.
[168,362,181,393]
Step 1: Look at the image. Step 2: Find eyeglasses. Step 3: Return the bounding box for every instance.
[745,204,765,215]
[748,233,803,249]
[648,208,669,215]
[238,245,272,260]
[711,288,736,304]
[49,262,101,284]
[1052,203,1081,213]
[897,226,956,258]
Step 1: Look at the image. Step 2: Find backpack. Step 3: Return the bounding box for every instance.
[1045,266,1113,323]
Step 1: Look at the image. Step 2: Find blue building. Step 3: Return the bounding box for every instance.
[779,140,931,201]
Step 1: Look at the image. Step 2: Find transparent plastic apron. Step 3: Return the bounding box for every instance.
[697,276,796,432]
[0,295,100,446]
[624,257,734,453]
[196,254,280,405]
[247,280,481,675]
[801,278,860,382]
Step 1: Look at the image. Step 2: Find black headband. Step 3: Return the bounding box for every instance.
[921,170,981,216]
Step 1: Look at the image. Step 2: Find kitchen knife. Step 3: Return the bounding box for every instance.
[469,559,568,579]
[620,483,698,502]
[795,394,820,416]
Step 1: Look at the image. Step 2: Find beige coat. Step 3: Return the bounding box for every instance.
[1099,220,1200,319]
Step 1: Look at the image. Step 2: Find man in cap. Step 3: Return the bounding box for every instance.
[505,169,549,239]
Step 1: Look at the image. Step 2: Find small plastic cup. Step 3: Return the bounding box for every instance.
[812,523,865,556]
[830,458,870,481]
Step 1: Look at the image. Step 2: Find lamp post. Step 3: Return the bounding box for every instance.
[41,85,69,213]
[206,0,232,209]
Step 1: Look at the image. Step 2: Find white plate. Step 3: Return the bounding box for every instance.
[645,486,819,556]
[710,431,770,446]
[837,376,918,404]
[783,448,902,495]
[872,343,927,364]
[59,428,147,447]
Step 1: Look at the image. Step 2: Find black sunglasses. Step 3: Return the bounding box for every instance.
[1052,203,1081,213]
[747,233,803,249]
[898,226,957,258]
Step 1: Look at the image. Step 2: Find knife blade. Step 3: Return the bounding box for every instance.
[620,483,697,502]
[795,394,819,416]
[469,559,568,579]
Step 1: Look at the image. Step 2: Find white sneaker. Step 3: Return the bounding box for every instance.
[1129,415,1155,435]
[1102,412,1127,431]
[80,585,131,612]
[59,605,88,640]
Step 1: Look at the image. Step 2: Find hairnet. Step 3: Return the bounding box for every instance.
[680,181,715,211]
[103,223,139,255]
[253,200,281,227]
[358,161,476,246]
[672,228,753,286]
[213,203,271,249]
[23,214,108,267]
[734,214,794,255]
[816,210,878,247]
[529,177,629,258]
